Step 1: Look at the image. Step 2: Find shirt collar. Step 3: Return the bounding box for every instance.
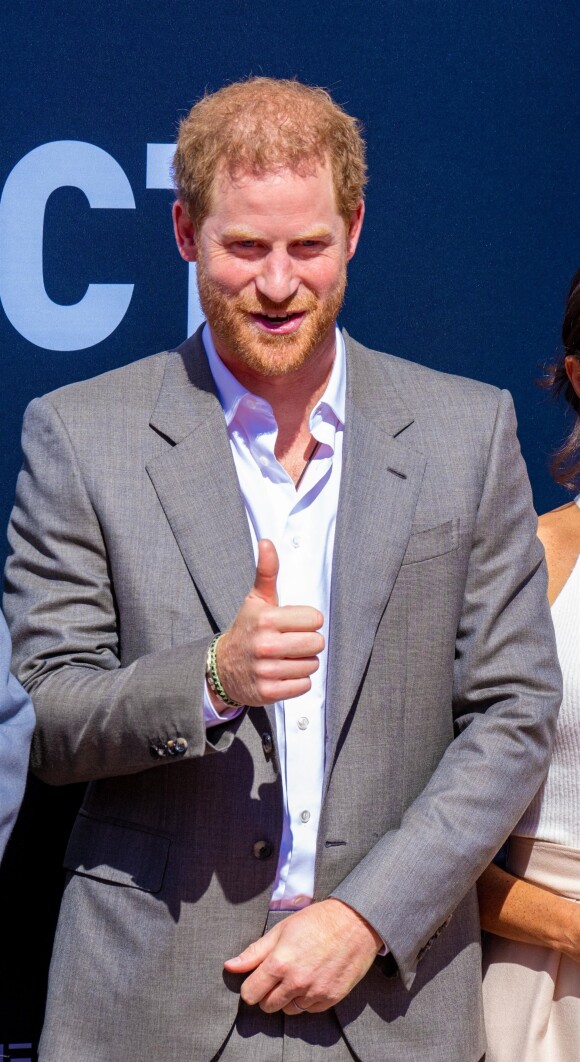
[202,322,346,431]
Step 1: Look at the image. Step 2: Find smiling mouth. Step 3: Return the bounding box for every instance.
[249,311,306,333]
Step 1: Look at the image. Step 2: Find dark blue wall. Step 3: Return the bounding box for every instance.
[1,1,578,1056]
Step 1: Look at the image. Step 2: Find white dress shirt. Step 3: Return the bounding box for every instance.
[202,323,345,910]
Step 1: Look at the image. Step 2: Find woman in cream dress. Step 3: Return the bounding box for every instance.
[479,270,580,1061]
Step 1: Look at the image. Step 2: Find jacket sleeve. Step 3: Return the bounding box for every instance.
[0,609,35,860]
[4,396,243,787]
[331,389,562,988]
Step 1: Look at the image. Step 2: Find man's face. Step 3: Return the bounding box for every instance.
[173,160,364,380]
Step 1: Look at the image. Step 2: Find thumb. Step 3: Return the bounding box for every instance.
[224,924,281,972]
[252,539,279,606]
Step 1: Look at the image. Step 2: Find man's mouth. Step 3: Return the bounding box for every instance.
[249,311,306,334]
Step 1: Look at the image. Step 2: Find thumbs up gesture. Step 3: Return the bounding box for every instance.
[214,539,325,710]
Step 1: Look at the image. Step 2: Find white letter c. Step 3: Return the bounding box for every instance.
[0,141,135,351]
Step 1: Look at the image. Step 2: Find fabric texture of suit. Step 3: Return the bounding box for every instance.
[4,328,561,1061]
[0,609,34,862]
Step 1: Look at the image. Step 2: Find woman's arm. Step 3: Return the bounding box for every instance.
[478,862,580,960]
[537,504,580,605]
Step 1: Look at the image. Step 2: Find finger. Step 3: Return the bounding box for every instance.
[283,1003,303,1016]
[250,969,309,1014]
[252,539,279,606]
[270,606,325,633]
[295,1000,334,1013]
[264,632,325,658]
[265,990,309,1015]
[282,998,315,1016]
[257,677,314,703]
[240,967,283,1007]
[256,657,320,682]
[261,980,322,1015]
[224,924,281,973]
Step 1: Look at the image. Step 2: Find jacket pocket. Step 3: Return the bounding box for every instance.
[401,518,459,565]
[64,811,170,894]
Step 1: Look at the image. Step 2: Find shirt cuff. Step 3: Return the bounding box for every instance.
[203,679,245,728]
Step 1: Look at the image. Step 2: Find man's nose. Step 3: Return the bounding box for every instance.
[255,250,299,303]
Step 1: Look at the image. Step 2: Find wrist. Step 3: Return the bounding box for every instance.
[327,898,383,955]
[206,681,233,715]
[550,895,580,958]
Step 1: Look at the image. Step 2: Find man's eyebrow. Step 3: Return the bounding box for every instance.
[221,226,334,242]
[221,228,262,241]
[294,227,333,241]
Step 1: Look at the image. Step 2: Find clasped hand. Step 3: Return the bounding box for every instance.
[224,898,382,1014]
[216,538,325,708]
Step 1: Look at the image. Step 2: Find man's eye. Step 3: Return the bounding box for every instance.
[235,240,257,249]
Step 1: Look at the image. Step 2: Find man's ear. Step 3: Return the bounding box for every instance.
[565,355,580,400]
[346,199,365,261]
[173,200,198,262]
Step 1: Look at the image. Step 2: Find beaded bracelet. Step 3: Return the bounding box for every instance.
[206,634,244,709]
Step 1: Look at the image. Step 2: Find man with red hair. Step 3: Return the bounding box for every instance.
[6,78,560,1060]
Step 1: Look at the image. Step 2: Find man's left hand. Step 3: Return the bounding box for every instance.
[223,898,382,1014]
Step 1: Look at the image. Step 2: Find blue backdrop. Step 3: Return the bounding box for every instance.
[1,1,578,1056]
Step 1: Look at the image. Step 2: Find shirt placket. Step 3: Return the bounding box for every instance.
[273,435,335,905]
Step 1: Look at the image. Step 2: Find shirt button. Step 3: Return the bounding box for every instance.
[300,810,311,823]
[292,536,301,548]
[297,717,309,730]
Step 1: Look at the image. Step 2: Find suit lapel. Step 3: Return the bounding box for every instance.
[324,334,426,787]
[146,330,255,632]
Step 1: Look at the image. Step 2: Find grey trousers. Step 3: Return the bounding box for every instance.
[213,911,358,1062]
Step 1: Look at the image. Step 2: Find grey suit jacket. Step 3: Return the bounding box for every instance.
[4,329,561,1061]
[0,609,34,862]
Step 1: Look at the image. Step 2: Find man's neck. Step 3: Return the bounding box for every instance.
[267,361,334,462]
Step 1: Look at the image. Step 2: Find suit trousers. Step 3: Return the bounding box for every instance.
[213,912,358,1062]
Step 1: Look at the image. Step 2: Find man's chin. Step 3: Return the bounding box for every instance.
[230,339,315,377]
[214,322,328,377]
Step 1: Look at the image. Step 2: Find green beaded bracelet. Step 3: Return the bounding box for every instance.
[206,634,244,709]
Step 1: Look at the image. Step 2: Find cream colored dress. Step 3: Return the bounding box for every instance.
[482,504,580,1061]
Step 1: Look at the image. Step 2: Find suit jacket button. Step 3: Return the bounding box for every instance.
[149,741,166,758]
[253,840,273,860]
[165,737,188,757]
[261,732,273,755]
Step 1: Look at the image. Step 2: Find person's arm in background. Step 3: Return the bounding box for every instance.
[477,861,580,960]
[0,609,34,861]
[478,503,580,960]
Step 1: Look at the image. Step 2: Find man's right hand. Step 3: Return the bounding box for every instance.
[214,539,324,709]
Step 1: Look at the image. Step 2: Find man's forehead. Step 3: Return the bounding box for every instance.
[205,157,339,220]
